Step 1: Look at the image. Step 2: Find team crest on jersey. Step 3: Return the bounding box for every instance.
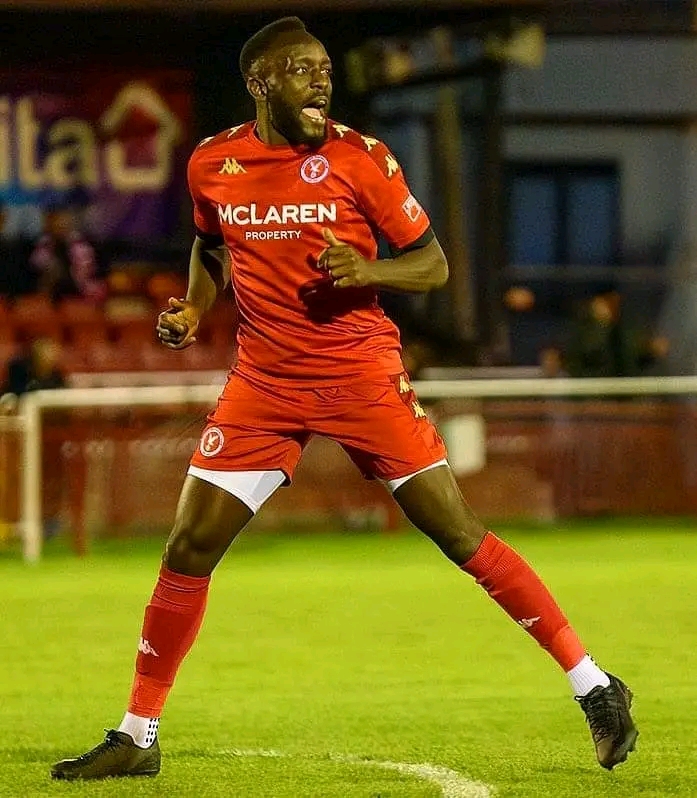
[200,427,225,457]
[301,154,330,184]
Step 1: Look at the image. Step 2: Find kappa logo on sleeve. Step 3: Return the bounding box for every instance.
[361,135,379,152]
[402,193,423,223]
[332,123,352,138]
[385,154,400,178]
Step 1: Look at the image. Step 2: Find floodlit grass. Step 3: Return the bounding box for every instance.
[1,521,696,797]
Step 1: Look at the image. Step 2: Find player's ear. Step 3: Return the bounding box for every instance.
[246,76,267,100]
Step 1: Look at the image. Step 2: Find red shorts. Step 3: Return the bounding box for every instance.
[189,371,447,483]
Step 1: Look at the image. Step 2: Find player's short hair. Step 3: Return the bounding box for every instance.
[239,17,309,77]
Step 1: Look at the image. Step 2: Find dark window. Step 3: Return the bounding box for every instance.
[506,162,620,267]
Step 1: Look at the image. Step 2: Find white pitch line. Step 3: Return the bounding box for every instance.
[219,748,493,798]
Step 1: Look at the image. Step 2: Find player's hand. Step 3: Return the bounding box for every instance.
[156,297,200,350]
[318,229,376,289]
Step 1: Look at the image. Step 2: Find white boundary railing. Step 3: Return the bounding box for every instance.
[15,375,697,563]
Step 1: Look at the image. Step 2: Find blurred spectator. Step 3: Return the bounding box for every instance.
[1,338,66,404]
[566,289,668,378]
[539,345,567,379]
[30,204,106,304]
[0,204,35,297]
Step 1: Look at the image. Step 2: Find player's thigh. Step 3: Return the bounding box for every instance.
[392,465,487,565]
[171,375,308,574]
[165,474,255,574]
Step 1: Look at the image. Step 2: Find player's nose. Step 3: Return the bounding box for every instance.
[310,70,330,91]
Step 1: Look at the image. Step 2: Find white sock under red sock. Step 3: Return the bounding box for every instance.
[118,712,159,748]
[567,655,611,697]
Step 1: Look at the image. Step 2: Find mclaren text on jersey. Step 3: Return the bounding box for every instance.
[217,202,338,226]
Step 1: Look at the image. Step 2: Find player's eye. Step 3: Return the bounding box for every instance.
[294,66,308,75]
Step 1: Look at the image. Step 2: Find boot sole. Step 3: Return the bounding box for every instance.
[51,767,160,781]
[601,727,638,770]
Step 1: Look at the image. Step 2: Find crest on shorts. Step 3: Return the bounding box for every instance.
[200,427,225,457]
[301,154,330,184]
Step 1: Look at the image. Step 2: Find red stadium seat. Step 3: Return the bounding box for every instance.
[9,294,62,341]
[147,272,188,306]
[59,346,89,375]
[112,317,157,348]
[58,298,109,346]
[140,341,186,372]
[181,344,231,372]
[0,341,19,383]
[88,342,144,373]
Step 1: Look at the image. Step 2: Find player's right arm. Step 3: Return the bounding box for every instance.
[157,145,230,351]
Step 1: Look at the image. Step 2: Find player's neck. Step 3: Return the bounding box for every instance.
[255,117,291,147]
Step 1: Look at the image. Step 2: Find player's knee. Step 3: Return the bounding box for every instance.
[443,525,486,565]
[430,523,484,565]
[163,520,222,575]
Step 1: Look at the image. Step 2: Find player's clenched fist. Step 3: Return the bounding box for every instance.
[319,228,376,289]
[156,297,201,350]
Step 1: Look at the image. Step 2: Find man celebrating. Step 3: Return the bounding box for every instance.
[52,17,637,781]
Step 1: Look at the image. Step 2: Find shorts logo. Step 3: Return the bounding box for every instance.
[200,427,225,457]
[411,400,427,419]
[402,194,423,223]
[301,154,330,184]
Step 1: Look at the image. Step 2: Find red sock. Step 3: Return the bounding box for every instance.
[461,532,585,671]
[127,566,210,717]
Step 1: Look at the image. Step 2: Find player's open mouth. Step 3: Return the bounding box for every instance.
[301,98,328,122]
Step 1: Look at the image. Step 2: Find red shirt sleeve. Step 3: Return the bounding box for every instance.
[354,139,431,250]
[187,145,222,237]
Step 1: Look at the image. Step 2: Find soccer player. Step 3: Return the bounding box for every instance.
[51,17,637,781]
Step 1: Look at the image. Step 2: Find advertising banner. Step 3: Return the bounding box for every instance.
[0,70,192,239]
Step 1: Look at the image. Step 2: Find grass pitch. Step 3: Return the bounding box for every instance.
[1,521,696,797]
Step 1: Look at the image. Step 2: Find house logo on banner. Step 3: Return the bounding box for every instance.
[0,73,191,238]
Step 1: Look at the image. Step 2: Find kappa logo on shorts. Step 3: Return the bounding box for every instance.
[200,426,225,457]
[301,154,330,184]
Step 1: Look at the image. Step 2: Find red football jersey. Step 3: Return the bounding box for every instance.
[187,121,431,387]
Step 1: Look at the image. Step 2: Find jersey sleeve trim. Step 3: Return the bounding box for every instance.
[389,227,435,257]
[195,227,225,248]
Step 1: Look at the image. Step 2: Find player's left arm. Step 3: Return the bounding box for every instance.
[320,227,447,293]
[319,141,448,292]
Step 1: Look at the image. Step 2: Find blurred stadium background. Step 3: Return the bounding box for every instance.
[2,0,697,555]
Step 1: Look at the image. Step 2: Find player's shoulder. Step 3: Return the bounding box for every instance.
[189,122,254,166]
[327,122,402,180]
